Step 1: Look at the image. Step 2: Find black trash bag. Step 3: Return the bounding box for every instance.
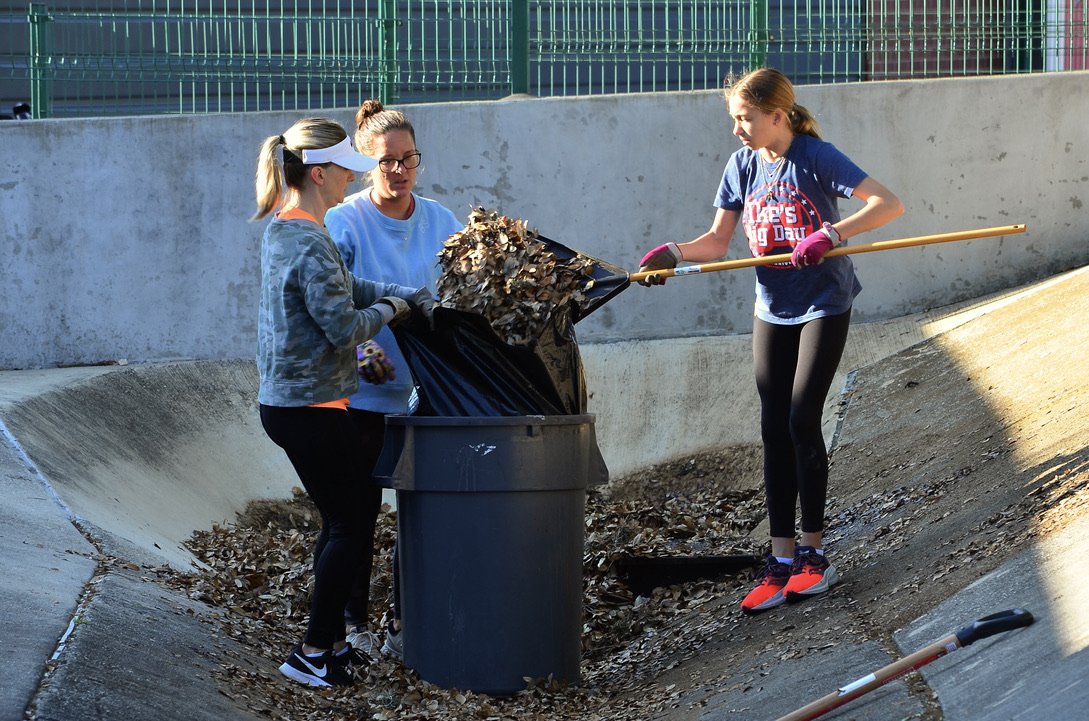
[535,234,630,324]
[390,232,627,417]
[391,304,587,416]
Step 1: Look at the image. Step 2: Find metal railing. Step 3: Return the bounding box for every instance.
[1,0,1085,118]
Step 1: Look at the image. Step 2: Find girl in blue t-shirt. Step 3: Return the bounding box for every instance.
[639,68,904,615]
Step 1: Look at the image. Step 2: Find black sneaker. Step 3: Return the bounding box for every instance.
[334,641,371,670]
[279,644,353,687]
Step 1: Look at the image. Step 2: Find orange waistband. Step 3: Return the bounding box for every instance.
[309,398,349,411]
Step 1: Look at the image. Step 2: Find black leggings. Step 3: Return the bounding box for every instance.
[752,310,851,539]
[344,408,393,627]
[260,404,383,649]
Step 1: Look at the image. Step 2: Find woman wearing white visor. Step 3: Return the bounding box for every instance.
[251,117,435,687]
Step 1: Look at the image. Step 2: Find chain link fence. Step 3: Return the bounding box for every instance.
[1,0,1085,118]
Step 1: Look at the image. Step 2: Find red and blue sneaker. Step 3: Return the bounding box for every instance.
[741,555,792,614]
[783,546,840,602]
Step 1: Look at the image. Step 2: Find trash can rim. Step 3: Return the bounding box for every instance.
[386,414,596,427]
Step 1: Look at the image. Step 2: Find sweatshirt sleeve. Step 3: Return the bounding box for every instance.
[296,234,390,349]
[349,275,422,307]
[326,208,355,268]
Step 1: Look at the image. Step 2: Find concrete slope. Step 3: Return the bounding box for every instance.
[648,265,1089,720]
[0,360,298,569]
[0,361,296,721]
[0,429,97,721]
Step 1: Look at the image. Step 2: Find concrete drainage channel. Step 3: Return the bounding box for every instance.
[0,361,294,721]
[3,268,1089,720]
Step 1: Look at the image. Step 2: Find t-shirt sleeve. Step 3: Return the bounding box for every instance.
[816,142,869,199]
[714,154,747,211]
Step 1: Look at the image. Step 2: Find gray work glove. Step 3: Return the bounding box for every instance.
[408,286,437,328]
[374,296,412,327]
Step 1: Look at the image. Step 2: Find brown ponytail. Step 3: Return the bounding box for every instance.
[724,68,822,139]
[788,102,820,139]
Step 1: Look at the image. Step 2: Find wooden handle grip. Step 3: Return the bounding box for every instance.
[629,223,1027,284]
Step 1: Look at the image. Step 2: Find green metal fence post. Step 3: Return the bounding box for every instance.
[378,0,398,105]
[27,3,53,118]
[747,0,769,70]
[511,0,530,95]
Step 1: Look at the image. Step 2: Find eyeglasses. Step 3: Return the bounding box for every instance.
[378,151,422,172]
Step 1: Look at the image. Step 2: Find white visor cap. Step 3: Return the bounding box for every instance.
[300,137,378,172]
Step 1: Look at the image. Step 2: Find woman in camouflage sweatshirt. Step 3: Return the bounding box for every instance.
[251,116,433,688]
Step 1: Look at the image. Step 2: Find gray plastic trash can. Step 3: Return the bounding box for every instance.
[374,414,608,695]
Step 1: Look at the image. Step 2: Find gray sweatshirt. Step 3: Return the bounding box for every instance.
[256,215,421,406]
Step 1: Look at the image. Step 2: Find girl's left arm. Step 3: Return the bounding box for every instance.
[832,176,904,241]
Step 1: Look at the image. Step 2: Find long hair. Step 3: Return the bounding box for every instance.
[251,117,348,221]
[725,68,822,139]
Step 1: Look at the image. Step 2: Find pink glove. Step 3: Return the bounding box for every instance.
[357,340,396,384]
[638,242,682,286]
[791,228,835,267]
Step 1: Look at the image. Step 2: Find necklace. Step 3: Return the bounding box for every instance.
[760,152,786,203]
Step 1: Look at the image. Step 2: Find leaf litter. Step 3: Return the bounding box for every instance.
[435,207,595,346]
[154,448,770,721]
[143,428,1089,721]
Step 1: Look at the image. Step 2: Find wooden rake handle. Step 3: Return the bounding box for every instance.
[628,224,1027,284]
[774,608,1034,721]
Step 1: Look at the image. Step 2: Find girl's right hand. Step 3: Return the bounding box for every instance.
[638,242,682,286]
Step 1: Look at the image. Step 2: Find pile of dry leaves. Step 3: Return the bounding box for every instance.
[436,207,596,346]
[159,450,766,721]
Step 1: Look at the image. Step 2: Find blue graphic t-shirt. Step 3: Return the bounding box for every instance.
[714,134,868,324]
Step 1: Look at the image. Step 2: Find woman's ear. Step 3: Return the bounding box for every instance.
[309,165,325,185]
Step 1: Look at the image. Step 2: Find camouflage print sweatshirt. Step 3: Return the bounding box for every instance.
[257,215,421,406]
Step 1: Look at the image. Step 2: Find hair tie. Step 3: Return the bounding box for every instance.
[282,145,302,164]
[278,134,286,145]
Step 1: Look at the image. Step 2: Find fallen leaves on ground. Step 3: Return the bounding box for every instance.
[154,448,768,721]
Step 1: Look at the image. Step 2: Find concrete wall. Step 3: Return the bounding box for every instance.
[1,72,1086,474]
[2,72,1086,370]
